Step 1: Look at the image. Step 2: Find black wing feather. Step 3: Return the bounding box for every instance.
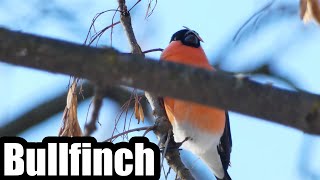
[217,111,232,171]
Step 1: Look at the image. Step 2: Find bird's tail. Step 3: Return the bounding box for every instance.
[215,171,231,180]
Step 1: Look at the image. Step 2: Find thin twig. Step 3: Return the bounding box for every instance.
[162,165,168,180]
[127,108,135,137]
[233,0,275,42]
[145,0,158,19]
[79,80,85,100]
[110,6,120,46]
[166,167,172,179]
[111,91,135,139]
[143,125,156,136]
[129,0,142,12]
[123,89,137,140]
[84,99,93,130]
[112,99,130,138]
[84,9,121,45]
[90,21,120,46]
[161,130,171,168]
[104,125,155,142]
[143,48,163,54]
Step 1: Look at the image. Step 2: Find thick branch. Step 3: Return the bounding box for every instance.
[0,83,92,136]
[84,85,104,136]
[0,82,134,136]
[0,27,320,134]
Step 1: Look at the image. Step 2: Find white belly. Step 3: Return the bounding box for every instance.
[172,119,225,179]
[172,118,221,154]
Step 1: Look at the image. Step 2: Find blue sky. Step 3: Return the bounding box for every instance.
[0,0,320,179]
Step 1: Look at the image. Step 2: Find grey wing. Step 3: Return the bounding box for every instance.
[217,111,232,171]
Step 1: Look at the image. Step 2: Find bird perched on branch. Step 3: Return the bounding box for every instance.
[160,27,232,180]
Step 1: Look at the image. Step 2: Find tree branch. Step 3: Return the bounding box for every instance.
[117,0,195,179]
[84,85,104,136]
[0,82,92,137]
[0,27,320,135]
[0,82,135,136]
[118,0,142,54]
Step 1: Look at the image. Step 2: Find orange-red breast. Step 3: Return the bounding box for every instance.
[160,27,232,180]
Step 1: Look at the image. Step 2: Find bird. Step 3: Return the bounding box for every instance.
[160,27,232,180]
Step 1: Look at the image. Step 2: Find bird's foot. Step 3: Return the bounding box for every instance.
[173,137,191,148]
[160,137,190,152]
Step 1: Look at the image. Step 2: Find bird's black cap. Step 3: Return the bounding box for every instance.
[170,27,203,48]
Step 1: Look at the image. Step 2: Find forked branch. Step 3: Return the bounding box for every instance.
[116,0,195,178]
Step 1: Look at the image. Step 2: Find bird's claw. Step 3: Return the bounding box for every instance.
[160,137,190,152]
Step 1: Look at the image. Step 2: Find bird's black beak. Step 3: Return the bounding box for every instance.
[185,33,198,44]
[183,33,201,48]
